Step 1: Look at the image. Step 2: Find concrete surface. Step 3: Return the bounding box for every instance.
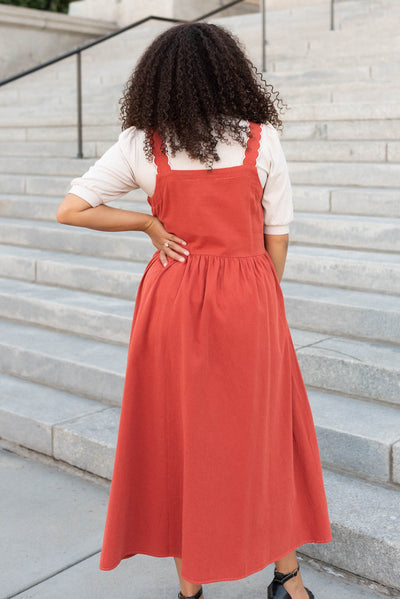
[0,446,393,599]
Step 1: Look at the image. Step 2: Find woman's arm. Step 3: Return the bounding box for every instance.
[56,193,189,265]
[264,233,289,283]
[56,193,154,232]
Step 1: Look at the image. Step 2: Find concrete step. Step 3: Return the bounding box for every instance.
[0,319,398,408]
[0,243,146,299]
[0,372,112,467]
[293,186,400,218]
[0,211,398,263]
[0,240,398,301]
[0,193,149,221]
[0,156,96,176]
[291,213,400,253]
[4,74,400,109]
[287,160,400,188]
[1,372,400,487]
[2,139,399,165]
[281,281,400,344]
[0,276,134,345]
[302,468,400,591]
[285,245,400,296]
[1,370,399,591]
[2,147,400,182]
[1,182,399,220]
[2,116,399,148]
[0,217,154,262]
[282,140,397,163]
[0,319,127,405]
[0,101,399,129]
[0,140,99,158]
[281,118,400,142]
[1,273,397,344]
[308,388,400,485]
[292,329,400,408]
[270,47,400,73]
[1,159,399,196]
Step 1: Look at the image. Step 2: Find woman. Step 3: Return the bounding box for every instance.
[57,21,332,599]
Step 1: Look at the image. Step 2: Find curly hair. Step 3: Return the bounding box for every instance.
[119,21,289,168]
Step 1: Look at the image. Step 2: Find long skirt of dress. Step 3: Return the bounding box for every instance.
[98,248,333,584]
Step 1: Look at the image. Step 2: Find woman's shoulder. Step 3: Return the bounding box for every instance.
[117,125,146,146]
[245,120,283,150]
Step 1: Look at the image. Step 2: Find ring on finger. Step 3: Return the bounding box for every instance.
[164,242,169,247]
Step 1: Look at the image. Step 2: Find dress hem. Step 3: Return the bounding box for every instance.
[98,534,333,584]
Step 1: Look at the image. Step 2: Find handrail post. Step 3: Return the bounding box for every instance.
[261,0,266,71]
[76,51,83,158]
[330,0,335,30]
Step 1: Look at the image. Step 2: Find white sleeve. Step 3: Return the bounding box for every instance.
[67,126,139,207]
[260,123,294,235]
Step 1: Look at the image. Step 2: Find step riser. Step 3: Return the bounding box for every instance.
[0,295,132,346]
[0,236,398,300]
[113,87,400,106]
[0,334,397,408]
[299,352,399,407]
[301,519,400,591]
[2,140,399,165]
[1,157,399,179]
[0,219,398,264]
[0,223,154,262]
[0,345,124,406]
[288,162,400,189]
[1,398,398,496]
[291,220,400,253]
[284,255,400,297]
[2,185,399,219]
[1,246,398,298]
[2,360,400,488]
[1,119,398,144]
[317,426,392,484]
[3,251,399,298]
[2,170,399,198]
[393,444,400,484]
[284,297,399,345]
[0,283,397,348]
[294,187,400,218]
[1,103,400,128]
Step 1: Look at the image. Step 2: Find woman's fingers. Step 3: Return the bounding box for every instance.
[170,234,187,247]
[165,238,190,257]
[159,249,167,266]
[159,237,190,266]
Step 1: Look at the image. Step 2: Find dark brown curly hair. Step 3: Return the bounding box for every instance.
[119,21,289,168]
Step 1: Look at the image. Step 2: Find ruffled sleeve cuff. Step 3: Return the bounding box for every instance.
[263,224,290,235]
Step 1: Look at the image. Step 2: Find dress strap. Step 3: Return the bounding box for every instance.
[243,121,262,168]
[152,129,171,175]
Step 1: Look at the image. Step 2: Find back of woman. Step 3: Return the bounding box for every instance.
[58,21,332,599]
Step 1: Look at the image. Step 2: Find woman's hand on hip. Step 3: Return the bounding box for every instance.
[143,216,190,266]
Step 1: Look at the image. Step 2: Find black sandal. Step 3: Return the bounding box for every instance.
[178,586,203,599]
[267,562,314,598]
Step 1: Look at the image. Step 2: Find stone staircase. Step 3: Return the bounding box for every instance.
[0,0,399,594]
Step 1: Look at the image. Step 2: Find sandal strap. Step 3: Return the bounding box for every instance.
[178,586,203,599]
[273,563,300,585]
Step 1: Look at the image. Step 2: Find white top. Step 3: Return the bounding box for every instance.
[68,120,294,235]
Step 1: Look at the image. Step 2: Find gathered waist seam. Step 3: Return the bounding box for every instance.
[182,251,268,259]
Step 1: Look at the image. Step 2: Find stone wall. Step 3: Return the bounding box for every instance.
[68,0,351,26]
[68,0,173,24]
[0,4,116,80]
[69,0,260,26]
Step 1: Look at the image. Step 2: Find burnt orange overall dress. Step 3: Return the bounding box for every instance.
[99,121,332,584]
